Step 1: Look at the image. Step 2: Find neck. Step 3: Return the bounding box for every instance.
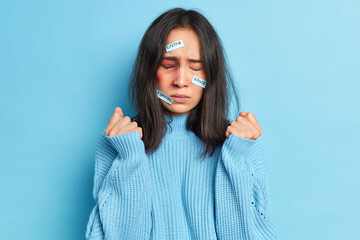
[164,113,191,137]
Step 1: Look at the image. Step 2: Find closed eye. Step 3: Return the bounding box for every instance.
[162,65,175,69]
[191,68,202,71]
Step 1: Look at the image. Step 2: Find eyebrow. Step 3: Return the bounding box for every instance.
[161,56,203,63]
[161,56,177,61]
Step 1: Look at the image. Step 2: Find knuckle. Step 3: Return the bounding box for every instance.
[138,127,143,138]
[256,129,261,137]
[136,127,142,133]
[108,130,113,137]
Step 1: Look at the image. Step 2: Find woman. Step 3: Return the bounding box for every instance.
[85,7,277,240]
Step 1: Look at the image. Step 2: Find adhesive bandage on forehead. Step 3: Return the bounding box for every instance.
[157,89,172,105]
[192,75,207,88]
[165,39,184,52]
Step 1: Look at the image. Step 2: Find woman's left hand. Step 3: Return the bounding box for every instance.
[225,112,263,140]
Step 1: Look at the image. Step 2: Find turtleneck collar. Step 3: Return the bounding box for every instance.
[163,113,192,137]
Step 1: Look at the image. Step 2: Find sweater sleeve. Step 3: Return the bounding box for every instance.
[85,129,153,240]
[214,134,277,240]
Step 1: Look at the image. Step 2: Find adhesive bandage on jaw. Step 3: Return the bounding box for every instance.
[192,75,207,88]
[165,39,184,52]
[157,89,172,105]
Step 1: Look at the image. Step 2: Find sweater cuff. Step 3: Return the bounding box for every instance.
[221,134,262,169]
[105,131,145,159]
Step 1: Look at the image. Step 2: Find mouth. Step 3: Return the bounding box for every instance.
[171,94,190,103]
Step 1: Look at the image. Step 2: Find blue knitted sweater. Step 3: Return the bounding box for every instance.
[85,113,277,239]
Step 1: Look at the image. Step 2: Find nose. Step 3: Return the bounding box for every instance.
[172,65,189,88]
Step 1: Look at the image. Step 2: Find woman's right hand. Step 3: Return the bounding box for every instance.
[105,107,143,139]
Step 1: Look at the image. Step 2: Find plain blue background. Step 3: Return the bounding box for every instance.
[1,0,359,239]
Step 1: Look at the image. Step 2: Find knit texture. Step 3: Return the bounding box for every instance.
[85,113,277,239]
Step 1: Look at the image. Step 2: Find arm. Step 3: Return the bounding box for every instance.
[214,134,277,239]
[85,129,153,239]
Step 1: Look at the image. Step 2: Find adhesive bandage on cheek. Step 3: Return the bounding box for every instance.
[165,39,184,52]
[157,89,172,105]
[192,75,207,88]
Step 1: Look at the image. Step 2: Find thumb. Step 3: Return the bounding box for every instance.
[239,112,248,117]
[115,107,124,118]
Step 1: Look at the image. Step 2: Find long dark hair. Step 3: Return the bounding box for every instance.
[128,8,241,159]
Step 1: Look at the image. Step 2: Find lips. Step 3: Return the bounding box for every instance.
[170,94,190,103]
[171,94,190,98]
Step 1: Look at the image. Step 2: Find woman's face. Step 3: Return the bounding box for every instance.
[156,27,206,116]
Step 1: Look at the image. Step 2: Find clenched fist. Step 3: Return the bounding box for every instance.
[225,112,263,140]
[105,107,143,139]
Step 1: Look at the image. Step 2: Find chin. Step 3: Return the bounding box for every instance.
[168,108,191,115]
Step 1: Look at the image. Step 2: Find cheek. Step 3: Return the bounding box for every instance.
[156,75,161,85]
[156,71,164,87]
[198,88,205,99]
[156,70,174,87]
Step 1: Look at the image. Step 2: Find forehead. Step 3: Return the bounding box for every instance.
[164,27,201,58]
